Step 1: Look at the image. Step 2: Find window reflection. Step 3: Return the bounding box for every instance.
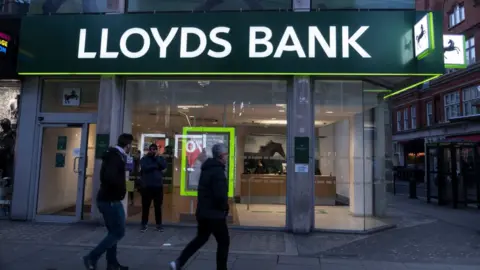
[27,0,122,14]
[127,0,290,13]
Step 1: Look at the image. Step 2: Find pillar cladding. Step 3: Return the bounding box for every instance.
[11,77,41,220]
[91,76,126,221]
[286,77,315,233]
[373,99,391,217]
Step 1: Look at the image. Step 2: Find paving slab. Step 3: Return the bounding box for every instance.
[278,255,319,266]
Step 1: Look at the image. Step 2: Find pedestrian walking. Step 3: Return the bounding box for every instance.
[139,143,167,232]
[169,143,230,270]
[83,133,134,270]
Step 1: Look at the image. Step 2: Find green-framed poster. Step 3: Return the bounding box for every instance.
[180,127,235,197]
[18,11,444,76]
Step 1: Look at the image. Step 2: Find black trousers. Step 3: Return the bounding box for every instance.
[141,187,163,226]
[177,218,230,270]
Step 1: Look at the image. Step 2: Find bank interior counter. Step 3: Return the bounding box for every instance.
[240,174,336,206]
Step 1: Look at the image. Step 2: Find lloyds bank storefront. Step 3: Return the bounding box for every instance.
[10,10,444,233]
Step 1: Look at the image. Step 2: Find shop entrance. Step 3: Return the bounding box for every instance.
[34,123,96,222]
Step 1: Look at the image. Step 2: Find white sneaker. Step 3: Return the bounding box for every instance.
[169,261,178,270]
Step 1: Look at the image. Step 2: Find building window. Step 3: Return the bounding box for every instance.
[462,86,480,116]
[403,108,409,130]
[396,111,402,131]
[449,4,465,28]
[410,106,416,129]
[466,37,476,66]
[426,101,433,126]
[444,91,460,120]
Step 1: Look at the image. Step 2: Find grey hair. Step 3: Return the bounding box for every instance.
[211,143,228,159]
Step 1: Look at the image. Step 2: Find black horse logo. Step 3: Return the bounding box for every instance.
[258,140,286,159]
[415,24,425,49]
[64,90,79,104]
[443,39,461,59]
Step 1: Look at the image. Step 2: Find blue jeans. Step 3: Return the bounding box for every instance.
[87,201,125,265]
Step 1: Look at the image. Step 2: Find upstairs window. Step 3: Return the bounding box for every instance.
[449,4,465,28]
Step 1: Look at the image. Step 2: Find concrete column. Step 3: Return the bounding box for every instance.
[333,120,350,200]
[349,112,374,216]
[286,77,315,233]
[91,76,125,221]
[11,77,41,220]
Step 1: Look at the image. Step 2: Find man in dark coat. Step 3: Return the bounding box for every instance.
[139,144,167,232]
[83,133,133,270]
[169,143,230,270]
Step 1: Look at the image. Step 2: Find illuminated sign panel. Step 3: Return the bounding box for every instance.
[0,32,10,55]
[443,34,467,69]
[18,11,444,75]
[414,13,435,60]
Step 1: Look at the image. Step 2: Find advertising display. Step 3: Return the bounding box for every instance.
[443,34,467,69]
[414,12,435,60]
[179,127,235,197]
[0,17,21,79]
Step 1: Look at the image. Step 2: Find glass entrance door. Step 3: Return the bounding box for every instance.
[35,123,96,222]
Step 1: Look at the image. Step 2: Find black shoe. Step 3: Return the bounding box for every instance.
[106,264,129,270]
[140,225,147,233]
[156,226,164,232]
[83,256,96,270]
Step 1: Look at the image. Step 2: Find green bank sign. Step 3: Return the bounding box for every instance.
[18,11,444,75]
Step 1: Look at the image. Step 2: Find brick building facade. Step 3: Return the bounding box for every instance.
[391,0,480,166]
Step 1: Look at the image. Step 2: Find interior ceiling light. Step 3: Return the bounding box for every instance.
[177,105,204,109]
[326,111,333,114]
[279,109,285,112]
[253,119,332,125]
[198,81,210,87]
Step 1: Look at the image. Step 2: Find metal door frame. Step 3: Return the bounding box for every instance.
[33,123,90,223]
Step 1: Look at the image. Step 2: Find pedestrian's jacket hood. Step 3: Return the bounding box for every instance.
[201,158,225,171]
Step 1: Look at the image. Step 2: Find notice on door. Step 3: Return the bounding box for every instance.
[57,136,67,150]
[55,153,65,168]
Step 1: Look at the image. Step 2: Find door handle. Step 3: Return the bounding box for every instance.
[73,156,84,174]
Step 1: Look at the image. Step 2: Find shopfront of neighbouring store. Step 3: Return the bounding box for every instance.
[10,10,445,233]
[0,16,22,219]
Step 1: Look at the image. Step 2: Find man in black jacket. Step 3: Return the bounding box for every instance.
[169,143,230,270]
[83,133,134,270]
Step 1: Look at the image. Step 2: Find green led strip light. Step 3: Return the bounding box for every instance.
[180,127,236,198]
[383,74,441,99]
[417,12,435,61]
[18,72,441,76]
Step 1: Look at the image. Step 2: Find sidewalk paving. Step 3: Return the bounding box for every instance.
[1,195,480,269]
[1,243,478,270]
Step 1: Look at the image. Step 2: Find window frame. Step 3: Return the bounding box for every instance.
[396,111,402,132]
[403,108,409,130]
[444,91,460,121]
[448,4,465,28]
[466,37,476,66]
[426,101,433,126]
[410,105,416,129]
[462,85,480,116]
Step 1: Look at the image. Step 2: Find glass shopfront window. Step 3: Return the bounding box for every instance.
[127,0,291,13]
[123,79,287,227]
[314,80,387,231]
[312,0,414,10]
[40,79,99,113]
